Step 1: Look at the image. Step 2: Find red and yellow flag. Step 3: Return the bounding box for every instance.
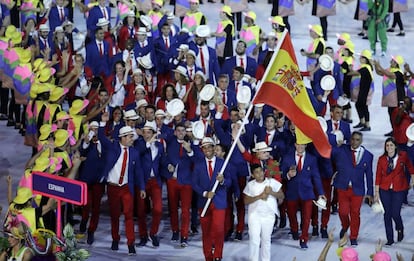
[253,32,331,158]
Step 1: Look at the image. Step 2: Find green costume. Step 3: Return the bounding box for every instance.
[367,0,389,54]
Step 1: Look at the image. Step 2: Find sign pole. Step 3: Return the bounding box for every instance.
[57,199,62,239]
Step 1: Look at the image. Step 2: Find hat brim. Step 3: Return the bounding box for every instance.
[313,200,327,210]
[320,75,336,91]
[252,147,272,153]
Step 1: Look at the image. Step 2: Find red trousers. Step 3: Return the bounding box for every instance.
[82,183,105,232]
[312,178,332,228]
[235,176,246,232]
[166,179,192,238]
[107,184,135,245]
[200,204,225,261]
[137,179,162,237]
[224,191,235,234]
[286,199,312,242]
[337,187,363,240]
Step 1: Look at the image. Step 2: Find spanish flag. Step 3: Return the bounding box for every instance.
[253,31,331,158]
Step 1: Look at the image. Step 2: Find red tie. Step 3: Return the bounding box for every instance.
[199,47,206,74]
[43,38,48,48]
[189,68,193,79]
[98,43,103,56]
[141,42,144,48]
[102,8,107,19]
[118,148,128,184]
[59,8,64,21]
[235,81,239,93]
[165,37,169,49]
[334,122,339,130]
[179,143,183,157]
[265,133,270,145]
[352,150,356,167]
[221,91,226,104]
[240,57,244,68]
[297,154,303,172]
[208,160,213,179]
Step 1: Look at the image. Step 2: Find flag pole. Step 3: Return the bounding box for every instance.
[200,29,289,217]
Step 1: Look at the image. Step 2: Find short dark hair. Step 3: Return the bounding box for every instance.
[250,163,262,173]
[233,66,245,75]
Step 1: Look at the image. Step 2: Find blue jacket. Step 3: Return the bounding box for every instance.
[326,119,351,145]
[165,138,193,185]
[332,144,374,196]
[135,138,166,187]
[78,140,105,184]
[85,40,111,77]
[48,6,69,32]
[192,157,231,209]
[281,151,324,200]
[221,55,258,78]
[86,6,111,35]
[98,127,143,194]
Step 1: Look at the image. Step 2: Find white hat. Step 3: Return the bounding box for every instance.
[173,65,187,76]
[137,27,147,35]
[186,49,196,58]
[199,84,215,101]
[195,25,211,37]
[134,84,146,94]
[96,18,110,27]
[142,120,157,132]
[137,53,154,69]
[132,68,143,75]
[118,126,135,137]
[166,98,185,117]
[89,121,99,128]
[317,116,327,132]
[195,70,206,81]
[176,44,189,52]
[167,12,175,20]
[180,28,189,34]
[252,141,272,152]
[406,123,414,140]
[123,109,139,120]
[140,15,152,27]
[319,54,334,72]
[155,109,165,117]
[54,26,64,33]
[337,96,350,107]
[242,74,251,82]
[127,10,135,17]
[236,85,252,104]
[136,99,148,109]
[313,197,327,210]
[201,137,215,147]
[267,31,277,39]
[192,120,205,139]
[186,122,193,132]
[333,130,344,143]
[320,75,336,91]
[39,24,50,32]
[371,200,385,214]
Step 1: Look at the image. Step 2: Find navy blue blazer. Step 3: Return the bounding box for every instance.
[281,151,324,201]
[154,34,177,74]
[313,62,343,100]
[221,56,258,78]
[48,6,69,32]
[256,128,286,161]
[326,119,351,145]
[332,144,374,196]
[188,42,220,84]
[78,140,105,184]
[165,138,193,185]
[135,138,166,187]
[85,40,111,77]
[98,127,143,194]
[86,5,111,35]
[192,157,231,209]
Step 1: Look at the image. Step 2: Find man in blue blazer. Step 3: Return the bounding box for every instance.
[48,0,69,32]
[134,121,166,248]
[192,137,231,261]
[189,25,221,85]
[332,131,373,246]
[217,75,237,109]
[327,105,351,146]
[221,40,258,78]
[98,115,145,256]
[86,0,111,36]
[281,142,326,249]
[164,123,195,247]
[85,27,111,78]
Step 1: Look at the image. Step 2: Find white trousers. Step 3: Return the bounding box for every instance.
[248,211,275,261]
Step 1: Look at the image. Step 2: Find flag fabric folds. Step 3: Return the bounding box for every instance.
[252,32,331,158]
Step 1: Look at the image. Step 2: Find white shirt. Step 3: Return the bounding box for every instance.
[110,76,126,107]
[243,178,281,217]
[175,82,186,99]
[146,140,159,177]
[205,156,216,176]
[196,45,210,77]
[236,54,247,70]
[265,129,275,145]
[107,144,129,186]
[123,50,137,70]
